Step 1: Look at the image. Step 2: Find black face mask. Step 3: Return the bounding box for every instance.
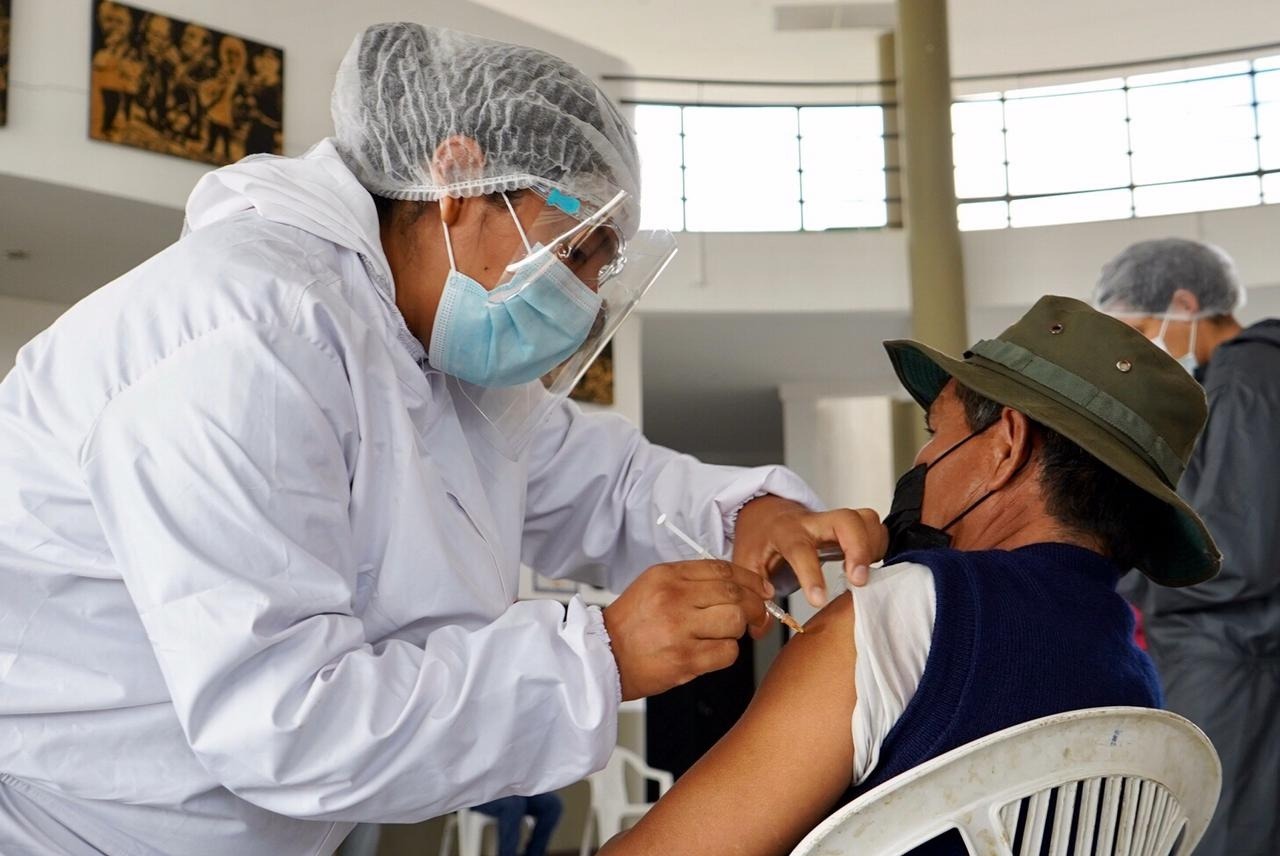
[883,422,1022,562]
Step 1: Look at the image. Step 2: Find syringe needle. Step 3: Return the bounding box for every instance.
[655,513,805,634]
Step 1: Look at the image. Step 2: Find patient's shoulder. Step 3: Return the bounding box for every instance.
[797,589,852,637]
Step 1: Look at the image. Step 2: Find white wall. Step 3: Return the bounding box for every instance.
[949,0,1280,90]
[641,229,910,314]
[779,389,901,625]
[464,0,1280,95]
[640,202,1280,323]
[0,0,629,209]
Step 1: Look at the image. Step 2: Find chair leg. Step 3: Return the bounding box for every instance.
[579,810,595,856]
[440,814,457,856]
[597,812,623,847]
[459,813,483,856]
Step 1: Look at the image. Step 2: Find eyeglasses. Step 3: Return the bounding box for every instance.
[507,189,630,292]
[552,221,626,290]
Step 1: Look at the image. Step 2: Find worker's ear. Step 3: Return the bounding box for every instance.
[985,407,1033,492]
[432,135,485,228]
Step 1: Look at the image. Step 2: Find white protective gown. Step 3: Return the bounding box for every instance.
[0,140,821,855]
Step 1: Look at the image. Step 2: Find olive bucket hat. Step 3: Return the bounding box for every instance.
[884,295,1220,586]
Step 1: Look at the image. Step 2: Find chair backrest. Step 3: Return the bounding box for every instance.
[587,746,651,806]
[789,707,1221,856]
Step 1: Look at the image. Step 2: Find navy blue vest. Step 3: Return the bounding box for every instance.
[846,543,1161,853]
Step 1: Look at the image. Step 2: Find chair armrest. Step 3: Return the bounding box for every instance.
[642,768,674,796]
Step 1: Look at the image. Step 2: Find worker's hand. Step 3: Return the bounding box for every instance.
[731,495,888,607]
[603,560,773,701]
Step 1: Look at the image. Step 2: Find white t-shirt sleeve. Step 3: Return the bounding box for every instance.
[849,561,937,785]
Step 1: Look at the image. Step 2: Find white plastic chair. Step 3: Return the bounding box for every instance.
[439,807,533,856]
[579,747,675,856]
[790,707,1220,856]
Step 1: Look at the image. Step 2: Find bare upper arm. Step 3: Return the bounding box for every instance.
[600,593,857,856]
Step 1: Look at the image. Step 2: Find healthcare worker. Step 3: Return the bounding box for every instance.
[1095,238,1280,856]
[0,23,885,856]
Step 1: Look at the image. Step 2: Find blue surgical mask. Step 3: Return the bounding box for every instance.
[427,201,602,388]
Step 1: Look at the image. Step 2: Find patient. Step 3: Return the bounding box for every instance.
[601,296,1219,856]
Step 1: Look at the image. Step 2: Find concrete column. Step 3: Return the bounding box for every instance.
[896,0,967,356]
[777,385,901,628]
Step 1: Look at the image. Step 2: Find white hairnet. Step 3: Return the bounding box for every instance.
[331,23,641,234]
[1094,238,1246,315]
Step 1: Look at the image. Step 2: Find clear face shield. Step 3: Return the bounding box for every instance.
[444,185,677,458]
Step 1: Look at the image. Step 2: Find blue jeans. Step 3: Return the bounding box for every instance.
[472,793,563,856]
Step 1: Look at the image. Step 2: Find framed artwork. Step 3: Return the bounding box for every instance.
[0,0,10,127]
[89,1,283,165]
[569,341,614,406]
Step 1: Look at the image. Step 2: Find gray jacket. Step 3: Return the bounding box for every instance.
[1123,318,1280,856]
[1127,319,1280,654]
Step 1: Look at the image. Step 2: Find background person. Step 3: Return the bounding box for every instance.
[1095,237,1280,856]
[472,792,563,856]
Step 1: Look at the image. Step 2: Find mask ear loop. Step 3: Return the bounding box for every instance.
[940,443,1034,532]
[926,423,988,472]
[441,219,458,272]
[442,194,533,273]
[502,192,533,254]
[1152,312,1174,352]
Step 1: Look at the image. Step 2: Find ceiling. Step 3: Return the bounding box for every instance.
[641,310,909,463]
[8,0,1280,465]
[0,174,184,305]
[0,174,905,465]
[471,0,1280,87]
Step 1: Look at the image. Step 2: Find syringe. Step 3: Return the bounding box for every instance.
[655,514,805,634]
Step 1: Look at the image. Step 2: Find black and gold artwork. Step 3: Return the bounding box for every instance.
[89,1,283,165]
[569,342,614,406]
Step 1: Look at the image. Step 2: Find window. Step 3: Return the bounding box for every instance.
[1254,63,1280,173]
[635,104,890,232]
[798,106,888,229]
[1133,176,1261,217]
[681,106,802,232]
[952,98,1006,200]
[1003,85,1129,197]
[1010,189,1133,228]
[633,105,685,232]
[633,52,1280,232]
[1127,66,1257,186]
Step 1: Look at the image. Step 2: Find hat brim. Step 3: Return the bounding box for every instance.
[884,338,1220,587]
